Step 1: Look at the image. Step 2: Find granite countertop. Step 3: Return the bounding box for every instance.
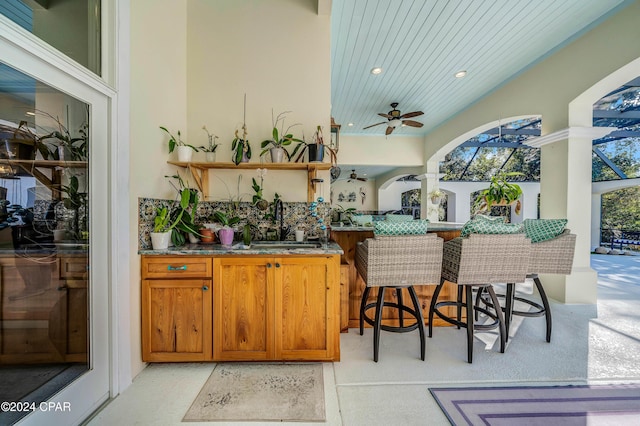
[139,241,344,255]
[330,221,464,232]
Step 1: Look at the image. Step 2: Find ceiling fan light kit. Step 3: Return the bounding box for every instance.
[363,102,424,135]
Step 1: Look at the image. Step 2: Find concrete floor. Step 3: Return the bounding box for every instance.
[87,254,640,426]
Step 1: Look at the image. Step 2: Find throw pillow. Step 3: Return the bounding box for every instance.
[473,214,506,223]
[385,214,415,222]
[523,218,567,243]
[460,218,523,237]
[374,220,429,236]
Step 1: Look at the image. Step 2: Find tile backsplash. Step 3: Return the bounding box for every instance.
[138,197,330,249]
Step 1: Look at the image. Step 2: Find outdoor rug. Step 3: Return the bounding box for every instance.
[430,384,640,425]
[183,363,325,422]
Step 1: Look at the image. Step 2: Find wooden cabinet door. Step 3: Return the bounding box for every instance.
[213,258,274,361]
[141,278,212,362]
[275,256,340,361]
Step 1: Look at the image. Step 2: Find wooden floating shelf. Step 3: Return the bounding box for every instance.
[0,159,87,168]
[167,161,332,202]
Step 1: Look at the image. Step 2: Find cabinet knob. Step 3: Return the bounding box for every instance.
[267,263,272,268]
[202,285,209,291]
[275,263,281,268]
[168,265,187,271]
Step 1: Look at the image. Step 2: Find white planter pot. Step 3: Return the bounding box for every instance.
[270,147,286,163]
[205,152,216,162]
[150,231,171,250]
[177,146,193,162]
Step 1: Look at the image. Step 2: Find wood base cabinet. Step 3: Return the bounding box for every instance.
[213,255,340,362]
[141,256,213,362]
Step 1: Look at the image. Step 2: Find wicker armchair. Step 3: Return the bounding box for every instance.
[429,233,531,363]
[355,234,443,362]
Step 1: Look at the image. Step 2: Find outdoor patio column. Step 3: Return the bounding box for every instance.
[539,129,600,304]
[421,161,440,221]
[591,193,602,250]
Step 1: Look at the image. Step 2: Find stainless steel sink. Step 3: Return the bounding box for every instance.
[250,241,321,249]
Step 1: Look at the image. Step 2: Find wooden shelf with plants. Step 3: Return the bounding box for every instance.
[167,161,332,202]
[0,159,87,200]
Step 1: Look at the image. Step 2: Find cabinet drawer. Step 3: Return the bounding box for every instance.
[60,255,89,279]
[142,256,212,279]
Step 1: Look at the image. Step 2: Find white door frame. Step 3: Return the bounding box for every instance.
[0,6,124,423]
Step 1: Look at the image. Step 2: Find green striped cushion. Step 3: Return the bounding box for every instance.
[461,217,523,237]
[374,220,429,235]
[523,219,567,243]
[385,214,415,222]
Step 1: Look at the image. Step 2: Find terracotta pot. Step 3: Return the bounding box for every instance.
[199,228,214,243]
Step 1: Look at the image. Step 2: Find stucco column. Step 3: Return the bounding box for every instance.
[591,193,602,249]
[540,134,597,304]
[421,160,440,221]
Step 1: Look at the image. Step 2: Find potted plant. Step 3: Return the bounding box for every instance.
[160,126,198,162]
[210,210,241,246]
[474,171,523,215]
[260,110,302,162]
[199,125,219,162]
[231,124,251,165]
[150,206,176,250]
[291,125,337,164]
[428,188,445,204]
[151,172,201,249]
[252,168,270,210]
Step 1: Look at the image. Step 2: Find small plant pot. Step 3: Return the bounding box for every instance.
[150,231,171,250]
[307,144,324,162]
[177,146,193,162]
[217,228,234,246]
[430,196,442,204]
[205,152,216,162]
[270,147,286,163]
[199,228,214,243]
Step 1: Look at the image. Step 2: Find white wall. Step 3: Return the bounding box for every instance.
[330,178,376,211]
[186,0,331,202]
[338,134,424,166]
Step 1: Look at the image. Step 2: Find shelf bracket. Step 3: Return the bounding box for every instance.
[186,165,208,196]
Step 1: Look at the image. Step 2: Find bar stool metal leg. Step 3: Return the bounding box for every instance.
[408,286,426,361]
[359,286,372,336]
[373,287,386,362]
[465,285,474,363]
[533,277,552,342]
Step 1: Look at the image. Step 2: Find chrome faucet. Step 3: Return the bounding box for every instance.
[274,198,290,241]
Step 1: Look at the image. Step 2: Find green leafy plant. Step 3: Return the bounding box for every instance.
[210,210,241,228]
[231,125,251,165]
[160,126,198,153]
[291,125,337,164]
[474,171,524,214]
[260,110,303,158]
[154,172,201,246]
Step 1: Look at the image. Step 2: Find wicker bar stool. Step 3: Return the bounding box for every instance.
[428,233,531,363]
[476,229,576,342]
[355,234,443,362]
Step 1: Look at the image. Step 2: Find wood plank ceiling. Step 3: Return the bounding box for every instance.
[331,0,632,136]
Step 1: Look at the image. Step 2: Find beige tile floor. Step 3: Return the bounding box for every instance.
[87,254,640,425]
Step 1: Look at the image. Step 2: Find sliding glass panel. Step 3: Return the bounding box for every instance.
[0,61,89,426]
[0,0,101,75]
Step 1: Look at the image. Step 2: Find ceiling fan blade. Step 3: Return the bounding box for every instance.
[399,111,424,119]
[385,126,394,135]
[402,119,424,128]
[357,177,367,181]
[378,113,393,119]
[363,121,386,129]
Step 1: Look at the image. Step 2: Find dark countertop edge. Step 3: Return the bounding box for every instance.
[138,242,344,256]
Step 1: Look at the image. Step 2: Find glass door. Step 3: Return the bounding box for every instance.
[0,11,110,426]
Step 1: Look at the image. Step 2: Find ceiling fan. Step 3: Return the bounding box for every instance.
[347,169,368,182]
[363,102,424,135]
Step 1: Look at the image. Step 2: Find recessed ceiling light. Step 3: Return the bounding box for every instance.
[370,67,383,75]
[454,70,467,78]
[347,122,354,127]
